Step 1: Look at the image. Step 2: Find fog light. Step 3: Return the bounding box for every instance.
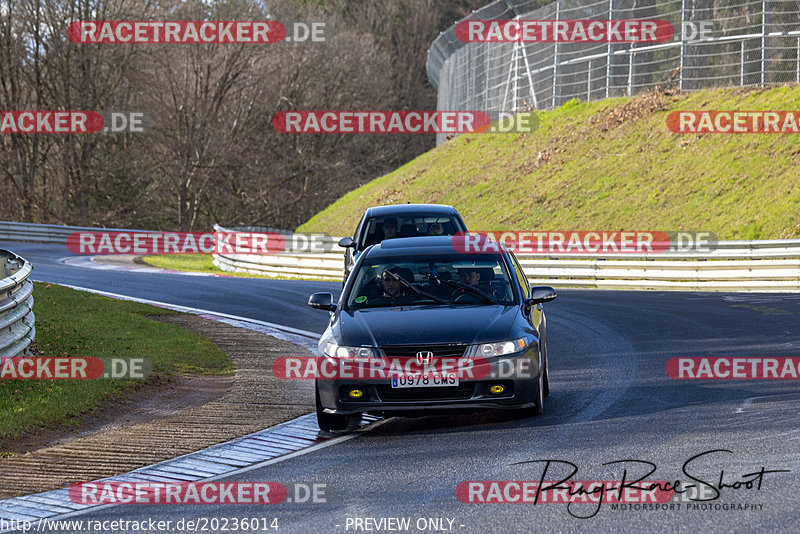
[489,384,505,395]
[348,388,364,399]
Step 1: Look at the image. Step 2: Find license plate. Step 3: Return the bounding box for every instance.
[391,373,459,388]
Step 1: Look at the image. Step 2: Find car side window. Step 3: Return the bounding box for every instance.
[353,214,366,244]
[510,253,530,299]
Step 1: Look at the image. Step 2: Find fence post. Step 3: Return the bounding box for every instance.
[520,43,538,109]
[679,0,689,91]
[605,0,615,98]
[485,44,490,111]
[552,0,562,107]
[587,60,593,101]
[627,49,635,96]
[741,40,746,86]
[796,37,799,83]
[761,0,769,86]
[513,42,519,113]
[501,44,517,113]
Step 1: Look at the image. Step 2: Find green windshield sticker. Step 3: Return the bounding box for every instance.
[355,296,367,303]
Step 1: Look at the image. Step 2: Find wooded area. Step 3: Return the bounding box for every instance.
[0,0,487,230]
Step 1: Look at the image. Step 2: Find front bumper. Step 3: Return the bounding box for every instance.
[316,351,540,415]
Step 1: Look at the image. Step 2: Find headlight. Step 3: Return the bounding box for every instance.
[464,338,528,358]
[323,342,378,359]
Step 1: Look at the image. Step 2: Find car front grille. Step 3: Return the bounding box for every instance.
[376,384,476,401]
[381,343,467,359]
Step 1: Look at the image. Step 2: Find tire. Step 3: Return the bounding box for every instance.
[542,344,550,398]
[532,369,545,416]
[316,384,349,432]
[519,368,545,418]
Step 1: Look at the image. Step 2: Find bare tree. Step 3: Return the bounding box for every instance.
[0,0,48,221]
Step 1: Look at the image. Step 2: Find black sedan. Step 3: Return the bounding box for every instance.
[337,203,468,283]
[307,236,556,431]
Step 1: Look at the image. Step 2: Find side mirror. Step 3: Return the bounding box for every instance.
[308,292,337,312]
[526,286,557,306]
[338,237,355,248]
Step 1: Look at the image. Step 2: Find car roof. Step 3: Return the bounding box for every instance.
[363,236,508,259]
[363,204,459,217]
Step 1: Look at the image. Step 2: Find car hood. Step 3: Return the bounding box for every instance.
[338,305,518,346]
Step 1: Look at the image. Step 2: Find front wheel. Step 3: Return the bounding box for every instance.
[532,369,545,416]
[316,384,349,432]
[519,369,545,418]
[542,344,550,398]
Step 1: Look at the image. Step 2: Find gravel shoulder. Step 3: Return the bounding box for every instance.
[0,314,314,499]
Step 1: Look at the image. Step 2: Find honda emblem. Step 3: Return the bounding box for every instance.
[416,351,434,365]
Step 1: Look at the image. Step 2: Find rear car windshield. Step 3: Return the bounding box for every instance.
[359,215,465,248]
[346,254,515,309]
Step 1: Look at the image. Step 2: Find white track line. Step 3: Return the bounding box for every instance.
[0,282,382,528]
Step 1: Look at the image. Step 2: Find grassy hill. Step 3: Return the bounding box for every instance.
[298,85,800,240]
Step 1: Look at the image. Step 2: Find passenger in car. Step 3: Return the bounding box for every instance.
[382,218,399,240]
[428,222,445,235]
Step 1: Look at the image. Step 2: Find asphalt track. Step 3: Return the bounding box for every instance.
[3,241,800,533]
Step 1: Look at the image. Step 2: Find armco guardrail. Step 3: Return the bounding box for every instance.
[517,258,800,291]
[211,224,343,281]
[0,249,35,358]
[0,220,151,244]
[2,221,798,290]
[211,225,800,291]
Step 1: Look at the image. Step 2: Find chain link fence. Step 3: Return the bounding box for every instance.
[428,0,800,142]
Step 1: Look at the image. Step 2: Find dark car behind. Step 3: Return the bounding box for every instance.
[337,204,468,283]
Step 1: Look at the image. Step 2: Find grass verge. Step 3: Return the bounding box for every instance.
[142,254,226,274]
[298,86,800,240]
[141,254,332,281]
[0,283,233,441]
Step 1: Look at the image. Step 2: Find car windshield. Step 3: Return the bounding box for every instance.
[359,214,465,248]
[345,254,515,309]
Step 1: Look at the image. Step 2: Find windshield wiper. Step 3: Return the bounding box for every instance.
[385,271,448,305]
[432,274,499,305]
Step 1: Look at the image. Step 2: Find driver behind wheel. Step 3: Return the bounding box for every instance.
[365,266,415,306]
[451,267,481,302]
